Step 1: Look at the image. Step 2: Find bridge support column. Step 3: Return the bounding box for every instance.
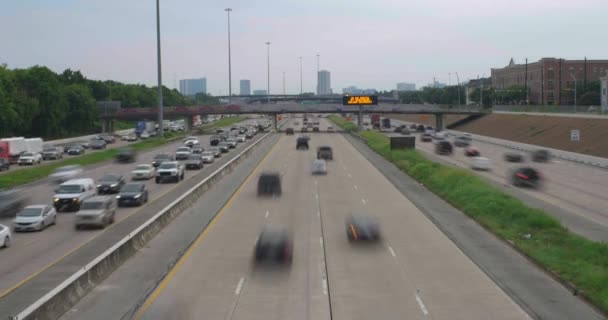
[272,114,278,131]
[435,114,444,132]
[184,117,193,132]
[357,106,363,131]
[102,119,114,133]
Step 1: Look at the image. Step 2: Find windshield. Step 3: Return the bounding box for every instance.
[202,152,213,157]
[188,155,200,160]
[154,154,170,160]
[17,208,43,217]
[121,184,142,193]
[80,202,104,210]
[177,148,190,152]
[99,174,119,182]
[135,165,151,170]
[21,153,33,157]
[55,166,79,173]
[159,163,176,169]
[56,185,83,194]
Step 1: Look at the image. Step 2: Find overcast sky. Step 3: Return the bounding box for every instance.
[1,0,606,95]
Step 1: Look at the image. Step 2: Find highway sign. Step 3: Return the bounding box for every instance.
[342,95,378,106]
[570,129,580,141]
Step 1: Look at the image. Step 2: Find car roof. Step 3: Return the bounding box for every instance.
[61,178,93,185]
[85,195,113,202]
[24,204,46,209]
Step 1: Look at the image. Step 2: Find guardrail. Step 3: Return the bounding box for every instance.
[8,131,276,320]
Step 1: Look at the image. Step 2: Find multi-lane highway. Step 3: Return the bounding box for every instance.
[0,118,264,299]
[63,117,531,320]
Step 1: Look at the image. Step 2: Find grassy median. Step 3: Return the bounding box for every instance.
[197,116,248,133]
[0,132,185,190]
[328,115,358,132]
[330,117,608,314]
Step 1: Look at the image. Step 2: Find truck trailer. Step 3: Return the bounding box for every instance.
[0,137,28,163]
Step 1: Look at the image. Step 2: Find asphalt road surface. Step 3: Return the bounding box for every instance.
[127,117,530,320]
[0,118,263,298]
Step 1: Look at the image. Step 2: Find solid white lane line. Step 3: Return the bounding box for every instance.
[415,293,429,315]
[235,277,245,295]
[315,193,319,200]
[361,198,367,205]
[265,210,269,218]
[317,211,320,217]
[353,185,358,190]
[322,279,328,295]
[347,173,352,178]
[319,237,324,247]
[387,246,397,257]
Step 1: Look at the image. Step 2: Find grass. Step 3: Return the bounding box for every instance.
[328,115,358,132]
[0,132,185,190]
[113,120,134,131]
[197,116,247,133]
[330,116,608,314]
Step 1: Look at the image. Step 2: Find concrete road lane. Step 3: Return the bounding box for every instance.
[0,119,260,297]
[135,118,528,320]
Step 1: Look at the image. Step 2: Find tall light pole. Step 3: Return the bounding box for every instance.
[570,72,577,112]
[225,8,232,102]
[299,56,303,95]
[455,72,461,108]
[316,54,320,95]
[266,42,271,103]
[155,0,164,138]
[282,72,286,95]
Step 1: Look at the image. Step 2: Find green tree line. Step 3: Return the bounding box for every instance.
[0,65,219,139]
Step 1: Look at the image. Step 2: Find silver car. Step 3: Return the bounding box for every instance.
[311,159,327,175]
[49,165,84,184]
[13,205,57,232]
[74,196,116,229]
[201,151,215,163]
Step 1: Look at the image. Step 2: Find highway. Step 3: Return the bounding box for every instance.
[0,118,263,299]
[69,117,530,320]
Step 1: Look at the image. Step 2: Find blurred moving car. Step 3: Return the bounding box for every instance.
[131,164,155,180]
[126,134,138,142]
[191,145,204,154]
[140,131,150,139]
[435,141,453,155]
[74,196,116,230]
[416,125,425,132]
[152,154,175,168]
[296,137,309,150]
[226,138,237,148]
[511,167,542,188]
[100,134,116,144]
[420,133,432,142]
[311,159,327,175]
[312,127,320,132]
[53,178,97,212]
[0,190,26,218]
[90,139,107,150]
[67,145,85,155]
[454,136,471,147]
[0,158,11,171]
[464,147,480,157]
[257,172,282,197]
[49,165,84,184]
[18,152,42,166]
[317,146,333,160]
[97,174,125,194]
[185,154,204,170]
[201,151,215,163]
[117,183,148,207]
[237,135,246,143]
[218,142,230,153]
[301,127,308,133]
[210,135,221,146]
[433,132,447,140]
[208,147,222,158]
[532,149,550,163]
[13,205,56,232]
[184,139,200,148]
[253,225,293,265]
[471,157,492,171]
[345,214,381,242]
[504,152,524,162]
[116,147,136,163]
[327,126,334,132]
[0,224,12,248]
[286,128,295,135]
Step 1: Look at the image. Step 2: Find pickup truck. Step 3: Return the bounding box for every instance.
[155,161,185,183]
[42,146,63,160]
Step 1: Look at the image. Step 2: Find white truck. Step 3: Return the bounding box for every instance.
[0,137,28,163]
[25,138,44,154]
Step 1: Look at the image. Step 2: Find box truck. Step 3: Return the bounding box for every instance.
[0,137,28,163]
[25,138,44,153]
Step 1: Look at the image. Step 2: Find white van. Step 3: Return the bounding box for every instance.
[53,178,97,212]
[471,157,492,171]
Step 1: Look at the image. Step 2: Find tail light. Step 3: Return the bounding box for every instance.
[515,173,529,180]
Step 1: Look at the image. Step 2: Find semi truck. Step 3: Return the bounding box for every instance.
[25,138,43,153]
[0,137,28,163]
[371,114,381,129]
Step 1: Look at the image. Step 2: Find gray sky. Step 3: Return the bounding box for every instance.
[1,0,606,95]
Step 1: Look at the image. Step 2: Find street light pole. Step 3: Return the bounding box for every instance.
[225,8,232,102]
[266,42,271,103]
[299,56,303,95]
[282,72,286,95]
[155,0,164,138]
[570,73,577,112]
[316,54,320,95]
[455,72,461,108]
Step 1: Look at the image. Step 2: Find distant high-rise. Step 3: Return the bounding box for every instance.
[396,82,416,92]
[342,86,377,95]
[253,90,267,95]
[240,79,251,96]
[179,78,207,96]
[427,81,446,89]
[317,70,331,95]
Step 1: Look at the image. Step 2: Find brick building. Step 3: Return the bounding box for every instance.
[491,58,608,105]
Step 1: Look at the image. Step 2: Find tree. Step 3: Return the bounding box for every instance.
[63,84,97,134]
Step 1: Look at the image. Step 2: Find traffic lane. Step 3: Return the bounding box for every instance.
[413,134,608,227]
[317,133,529,319]
[0,127,261,295]
[138,135,331,320]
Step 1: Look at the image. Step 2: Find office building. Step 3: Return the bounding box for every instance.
[342,86,377,95]
[253,90,267,95]
[317,70,331,95]
[426,81,446,89]
[179,78,207,96]
[396,83,416,92]
[491,57,608,105]
[240,79,251,96]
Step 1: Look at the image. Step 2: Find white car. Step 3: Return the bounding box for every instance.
[201,151,215,163]
[18,152,42,165]
[140,131,150,139]
[312,159,327,175]
[471,156,492,171]
[155,161,185,183]
[13,205,57,232]
[49,165,84,184]
[184,139,200,147]
[0,224,12,248]
[236,135,246,143]
[175,147,192,160]
[131,164,155,180]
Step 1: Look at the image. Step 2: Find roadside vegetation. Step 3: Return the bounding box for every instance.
[328,115,357,132]
[197,116,247,133]
[330,116,608,314]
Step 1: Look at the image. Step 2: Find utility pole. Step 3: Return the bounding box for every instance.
[455,72,461,108]
[299,56,303,95]
[478,75,482,107]
[225,8,233,103]
[316,54,320,95]
[266,42,271,103]
[433,76,436,88]
[155,0,164,138]
[282,71,285,95]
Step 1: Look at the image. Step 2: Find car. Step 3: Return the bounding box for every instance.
[184,139,200,147]
[420,133,433,142]
[220,132,230,141]
[13,205,56,232]
[183,136,198,142]
[155,161,185,183]
[191,145,204,154]
[210,135,221,146]
[245,131,255,139]
[216,128,225,134]
[175,146,192,160]
[218,142,230,153]
[208,147,222,158]
[532,149,550,163]
[239,127,247,134]
[416,125,426,132]
[42,146,63,160]
[18,152,42,166]
[0,224,12,248]
[237,135,247,143]
[504,152,524,162]
[185,154,204,170]
[345,214,381,242]
[74,196,117,230]
[100,134,116,144]
[301,127,308,133]
[230,126,239,132]
[471,156,492,171]
[435,141,453,155]
[253,225,293,265]
[296,137,310,150]
[511,167,542,188]
[116,147,137,163]
[140,131,150,139]
[401,128,411,135]
[78,140,91,149]
[90,139,107,150]
[49,165,84,184]
[201,151,215,163]
[286,128,295,135]
[0,158,11,171]
[97,174,125,194]
[67,145,85,155]
[317,146,333,160]
[53,178,97,212]
[433,132,447,140]
[126,134,138,142]
[121,134,130,141]
[226,138,237,148]
[0,190,26,218]
[117,183,149,207]
[410,124,418,130]
[464,147,480,157]
[312,127,320,132]
[152,154,175,168]
[394,126,403,133]
[327,126,334,132]
[454,136,471,147]
[257,172,282,197]
[311,159,327,175]
[131,164,155,180]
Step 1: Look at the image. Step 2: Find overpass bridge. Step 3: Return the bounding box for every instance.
[98,103,487,132]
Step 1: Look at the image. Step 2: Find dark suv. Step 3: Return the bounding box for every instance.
[257,172,282,197]
[296,137,309,150]
[317,146,333,160]
[435,141,453,155]
[511,167,542,188]
[286,128,295,135]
